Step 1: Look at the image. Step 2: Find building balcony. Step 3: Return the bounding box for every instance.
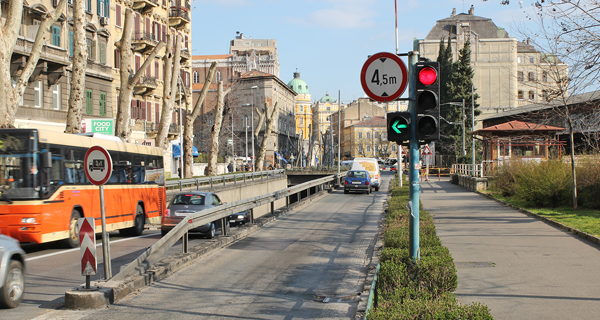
[134,76,158,96]
[132,32,159,53]
[174,85,191,102]
[180,48,190,62]
[132,0,159,13]
[11,36,69,85]
[168,8,190,29]
[86,60,114,81]
[170,0,191,10]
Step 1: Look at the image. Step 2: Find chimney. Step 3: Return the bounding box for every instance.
[468,5,474,15]
[451,8,456,17]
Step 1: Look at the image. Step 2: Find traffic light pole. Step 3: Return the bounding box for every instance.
[408,51,420,262]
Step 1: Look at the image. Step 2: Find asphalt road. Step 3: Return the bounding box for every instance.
[31,173,392,320]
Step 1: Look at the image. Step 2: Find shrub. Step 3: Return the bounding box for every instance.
[576,156,600,209]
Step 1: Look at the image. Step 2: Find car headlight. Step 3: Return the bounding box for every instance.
[21,218,37,224]
[236,215,245,220]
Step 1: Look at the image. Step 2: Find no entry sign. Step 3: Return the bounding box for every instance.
[360,52,408,102]
[84,146,113,186]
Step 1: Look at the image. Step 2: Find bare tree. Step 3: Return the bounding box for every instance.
[255,102,278,171]
[155,33,181,149]
[207,81,230,175]
[514,1,600,210]
[114,8,165,142]
[64,0,87,133]
[0,0,68,127]
[183,62,217,178]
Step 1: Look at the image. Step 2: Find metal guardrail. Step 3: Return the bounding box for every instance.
[112,173,339,281]
[165,169,285,191]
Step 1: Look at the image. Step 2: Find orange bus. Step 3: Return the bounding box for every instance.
[0,129,166,247]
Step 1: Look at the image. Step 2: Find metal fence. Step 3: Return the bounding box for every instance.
[112,173,340,281]
[165,169,285,191]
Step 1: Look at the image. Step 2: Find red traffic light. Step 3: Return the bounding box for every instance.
[418,66,437,86]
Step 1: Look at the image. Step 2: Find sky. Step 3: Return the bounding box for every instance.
[190,0,540,103]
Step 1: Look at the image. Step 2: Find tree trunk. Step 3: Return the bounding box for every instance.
[115,8,165,142]
[183,62,217,178]
[255,102,278,171]
[156,33,182,149]
[569,121,578,210]
[207,81,228,176]
[64,0,87,133]
[0,0,25,126]
[0,0,67,128]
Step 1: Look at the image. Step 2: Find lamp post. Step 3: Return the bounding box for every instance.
[244,115,248,162]
[178,76,183,178]
[249,85,258,171]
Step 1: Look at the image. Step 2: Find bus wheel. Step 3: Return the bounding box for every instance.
[64,210,81,248]
[121,205,145,237]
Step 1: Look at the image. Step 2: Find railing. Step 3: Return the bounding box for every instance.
[168,123,181,133]
[169,8,190,21]
[133,32,158,42]
[165,169,285,191]
[136,76,157,87]
[112,172,340,281]
[452,163,483,177]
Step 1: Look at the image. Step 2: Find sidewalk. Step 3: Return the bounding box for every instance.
[419,178,600,320]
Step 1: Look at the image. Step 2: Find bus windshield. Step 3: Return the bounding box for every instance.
[0,131,40,201]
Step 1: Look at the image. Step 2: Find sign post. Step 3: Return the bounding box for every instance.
[79,217,96,289]
[84,146,113,280]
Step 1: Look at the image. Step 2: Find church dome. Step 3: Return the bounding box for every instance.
[320,92,336,103]
[287,70,309,94]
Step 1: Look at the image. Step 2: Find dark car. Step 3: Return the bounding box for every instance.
[228,210,251,226]
[161,191,228,238]
[344,170,372,194]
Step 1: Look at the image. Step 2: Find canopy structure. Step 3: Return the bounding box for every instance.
[172,144,199,158]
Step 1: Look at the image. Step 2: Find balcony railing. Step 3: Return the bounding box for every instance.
[132,32,159,53]
[180,48,190,61]
[169,8,190,28]
[170,0,191,10]
[132,0,159,12]
[13,36,69,66]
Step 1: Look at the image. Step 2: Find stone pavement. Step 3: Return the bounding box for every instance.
[419,178,600,320]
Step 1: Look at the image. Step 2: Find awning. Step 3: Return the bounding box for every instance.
[275,151,288,164]
[172,144,199,158]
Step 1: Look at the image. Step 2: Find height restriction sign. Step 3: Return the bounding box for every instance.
[360,52,408,102]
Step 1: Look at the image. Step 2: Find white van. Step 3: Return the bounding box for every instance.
[351,158,381,191]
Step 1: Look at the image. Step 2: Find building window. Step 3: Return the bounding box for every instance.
[529,56,534,63]
[542,71,548,82]
[98,0,109,17]
[193,71,199,83]
[34,80,43,108]
[85,0,91,12]
[542,90,549,101]
[114,49,120,68]
[529,90,535,100]
[358,145,363,153]
[116,4,122,27]
[99,39,107,64]
[326,106,330,111]
[366,132,371,139]
[69,31,73,56]
[86,89,93,114]
[87,37,96,61]
[358,132,363,139]
[391,144,396,151]
[299,118,303,125]
[382,132,387,140]
[52,25,61,46]
[52,84,60,110]
[517,71,523,82]
[528,72,535,82]
[99,91,107,116]
[366,145,371,152]
[518,90,524,100]
[517,56,522,64]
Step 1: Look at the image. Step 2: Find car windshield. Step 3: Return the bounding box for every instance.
[172,194,205,205]
[348,171,367,179]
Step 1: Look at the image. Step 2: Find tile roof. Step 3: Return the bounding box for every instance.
[478,120,564,132]
[352,116,387,127]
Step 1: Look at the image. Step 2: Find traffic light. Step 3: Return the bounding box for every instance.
[415,61,440,141]
[387,112,411,143]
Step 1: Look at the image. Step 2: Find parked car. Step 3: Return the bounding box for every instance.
[390,164,397,172]
[229,210,251,226]
[344,170,372,194]
[0,235,26,308]
[161,191,228,239]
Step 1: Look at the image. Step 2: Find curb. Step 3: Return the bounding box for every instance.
[475,190,600,246]
[64,190,329,310]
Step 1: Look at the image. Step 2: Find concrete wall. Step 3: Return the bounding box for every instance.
[451,174,489,191]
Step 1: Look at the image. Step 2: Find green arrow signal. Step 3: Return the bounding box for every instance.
[392,119,407,134]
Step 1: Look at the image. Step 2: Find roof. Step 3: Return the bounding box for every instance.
[192,54,233,60]
[287,71,309,94]
[240,70,275,78]
[425,8,510,40]
[319,92,336,103]
[476,120,564,133]
[351,116,386,128]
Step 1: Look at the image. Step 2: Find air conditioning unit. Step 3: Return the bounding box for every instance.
[99,17,109,26]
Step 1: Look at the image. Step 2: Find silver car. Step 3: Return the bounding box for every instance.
[161,191,227,239]
[0,235,26,308]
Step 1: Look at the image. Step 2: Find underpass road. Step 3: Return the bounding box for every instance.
[44,173,392,320]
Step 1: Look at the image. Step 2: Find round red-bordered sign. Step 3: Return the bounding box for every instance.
[360,52,408,102]
[84,146,113,186]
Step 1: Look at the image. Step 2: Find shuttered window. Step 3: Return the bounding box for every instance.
[86,90,93,114]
